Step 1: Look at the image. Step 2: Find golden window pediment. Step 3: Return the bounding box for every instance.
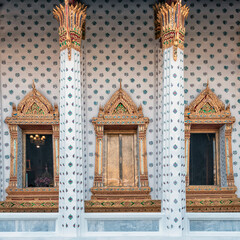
[8,83,58,122]
[185,83,233,121]
[94,84,144,120]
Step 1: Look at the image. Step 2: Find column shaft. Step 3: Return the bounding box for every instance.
[59,49,84,235]
[154,1,189,235]
[162,47,185,234]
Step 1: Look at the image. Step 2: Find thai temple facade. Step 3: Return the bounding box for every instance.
[0,0,239,239]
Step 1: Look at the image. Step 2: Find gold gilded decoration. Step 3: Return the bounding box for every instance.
[85,85,154,212]
[0,200,58,212]
[187,198,240,213]
[100,85,142,118]
[185,83,239,212]
[8,82,59,120]
[26,103,44,115]
[30,134,46,148]
[114,103,129,114]
[3,84,60,212]
[53,0,87,60]
[199,102,216,113]
[154,0,189,60]
[185,83,234,122]
[85,199,161,213]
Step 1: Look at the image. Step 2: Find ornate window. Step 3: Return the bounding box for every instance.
[85,85,161,212]
[3,84,59,212]
[185,84,237,199]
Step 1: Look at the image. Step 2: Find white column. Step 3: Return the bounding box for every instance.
[161,46,185,235]
[59,49,84,236]
[154,1,189,235]
[54,1,87,236]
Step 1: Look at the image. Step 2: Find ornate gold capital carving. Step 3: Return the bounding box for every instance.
[8,125,18,137]
[185,124,191,138]
[53,0,87,60]
[225,124,233,136]
[154,0,189,60]
[52,125,60,138]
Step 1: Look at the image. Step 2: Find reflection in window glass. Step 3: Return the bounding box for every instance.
[190,133,215,185]
[25,134,53,187]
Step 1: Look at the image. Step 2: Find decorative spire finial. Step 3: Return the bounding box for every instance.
[154,0,189,61]
[53,1,87,61]
[120,79,122,89]
[207,79,209,88]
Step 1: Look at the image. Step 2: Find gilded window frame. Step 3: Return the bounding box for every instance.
[2,84,59,212]
[185,84,236,200]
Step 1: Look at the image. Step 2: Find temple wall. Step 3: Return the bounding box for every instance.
[184,0,240,196]
[0,0,60,197]
[0,0,239,199]
[84,0,157,199]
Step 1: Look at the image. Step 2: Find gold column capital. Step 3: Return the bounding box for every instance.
[53,0,87,60]
[154,0,189,60]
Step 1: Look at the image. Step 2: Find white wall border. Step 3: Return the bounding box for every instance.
[0,213,59,238]
[83,212,164,237]
[186,212,240,237]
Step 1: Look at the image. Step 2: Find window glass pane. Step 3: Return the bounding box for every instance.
[25,134,53,187]
[190,133,215,185]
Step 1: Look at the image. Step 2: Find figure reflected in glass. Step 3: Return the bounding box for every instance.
[25,134,53,187]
